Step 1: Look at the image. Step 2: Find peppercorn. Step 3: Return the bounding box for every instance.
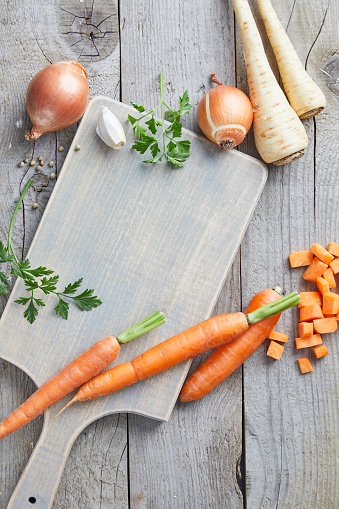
[32,202,38,209]
[49,161,55,167]
[30,160,36,166]
[75,145,81,151]
[58,146,64,152]
[50,172,56,179]
[19,162,24,167]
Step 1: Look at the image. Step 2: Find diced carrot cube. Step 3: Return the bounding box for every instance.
[267,331,288,343]
[310,243,334,265]
[313,317,337,334]
[298,322,313,338]
[313,345,329,359]
[316,276,330,296]
[327,242,339,257]
[267,340,284,360]
[322,292,339,315]
[295,334,322,349]
[299,304,324,322]
[329,258,339,275]
[303,257,328,282]
[289,250,313,268]
[297,291,322,308]
[322,267,336,288]
[298,357,313,373]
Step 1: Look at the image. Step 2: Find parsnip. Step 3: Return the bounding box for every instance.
[232,0,308,165]
[257,0,326,119]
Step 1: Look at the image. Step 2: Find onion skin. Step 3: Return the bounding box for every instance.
[197,84,253,149]
[25,60,89,141]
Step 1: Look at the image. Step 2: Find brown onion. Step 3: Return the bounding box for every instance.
[197,73,253,149]
[25,60,89,141]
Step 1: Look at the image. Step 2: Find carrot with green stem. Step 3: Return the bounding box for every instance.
[55,290,300,415]
[256,0,326,119]
[0,310,165,439]
[232,0,308,165]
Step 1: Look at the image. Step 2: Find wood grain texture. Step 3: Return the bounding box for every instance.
[236,1,339,507]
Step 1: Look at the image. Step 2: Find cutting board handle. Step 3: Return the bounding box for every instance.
[7,409,81,509]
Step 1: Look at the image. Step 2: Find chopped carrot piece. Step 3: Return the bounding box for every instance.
[289,250,313,268]
[297,291,322,307]
[313,345,328,359]
[329,258,339,275]
[295,334,322,349]
[299,304,323,322]
[303,257,328,282]
[298,322,313,338]
[327,242,339,257]
[316,276,330,296]
[322,267,336,288]
[310,243,334,265]
[322,292,339,315]
[313,317,337,334]
[267,340,284,359]
[298,358,313,373]
[267,330,288,343]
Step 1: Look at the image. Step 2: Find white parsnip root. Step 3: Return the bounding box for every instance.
[257,0,326,119]
[232,0,308,166]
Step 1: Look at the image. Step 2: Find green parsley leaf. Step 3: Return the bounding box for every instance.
[0,242,14,263]
[14,296,31,305]
[62,278,83,295]
[72,289,102,311]
[0,283,9,295]
[146,117,157,135]
[55,297,69,319]
[131,101,146,113]
[34,298,45,307]
[24,300,39,324]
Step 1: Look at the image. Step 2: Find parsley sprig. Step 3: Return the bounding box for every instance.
[128,72,192,168]
[0,180,102,323]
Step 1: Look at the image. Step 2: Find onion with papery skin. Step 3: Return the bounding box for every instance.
[25,60,89,141]
[197,73,253,149]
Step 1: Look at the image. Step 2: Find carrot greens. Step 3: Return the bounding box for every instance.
[0,179,102,323]
[128,72,192,168]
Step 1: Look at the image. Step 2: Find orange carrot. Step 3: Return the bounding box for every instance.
[310,243,334,265]
[298,357,313,373]
[313,317,337,334]
[316,276,330,296]
[322,267,336,288]
[297,291,322,308]
[289,250,313,268]
[267,330,288,343]
[313,344,328,359]
[299,303,323,322]
[298,322,313,338]
[56,291,300,411]
[295,334,322,349]
[327,242,339,257]
[267,340,284,360]
[329,258,339,275]
[0,310,165,439]
[303,257,328,282]
[322,292,339,315]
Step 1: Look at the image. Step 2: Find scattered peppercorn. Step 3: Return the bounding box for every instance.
[40,160,45,166]
[49,161,55,167]
[58,146,64,152]
[19,162,24,167]
[38,156,43,161]
[37,165,42,171]
[75,145,81,151]
[24,157,29,163]
[50,172,56,179]
[32,202,38,209]
[30,160,36,166]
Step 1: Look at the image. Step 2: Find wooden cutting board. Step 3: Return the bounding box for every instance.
[0,97,267,508]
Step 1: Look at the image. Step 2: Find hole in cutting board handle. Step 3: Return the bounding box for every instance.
[28,496,36,504]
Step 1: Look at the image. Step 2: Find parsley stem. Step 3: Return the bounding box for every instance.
[7,179,33,266]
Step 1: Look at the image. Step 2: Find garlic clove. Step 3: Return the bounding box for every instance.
[97,106,126,149]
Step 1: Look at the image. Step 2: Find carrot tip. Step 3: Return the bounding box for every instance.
[52,396,77,421]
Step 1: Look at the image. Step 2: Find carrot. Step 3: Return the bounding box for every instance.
[0,310,165,439]
[298,322,313,338]
[179,288,281,402]
[288,250,313,268]
[322,292,339,315]
[299,304,323,322]
[231,0,308,165]
[295,334,322,349]
[310,243,334,265]
[312,345,328,359]
[316,276,330,296]
[313,317,337,335]
[267,330,288,343]
[303,257,328,282]
[298,291,322,308]
[329,258,339,275]
[327,242,339,257]
[56,291,300,411]
[298,357,313,374]
[267,340,284,360]
[256,0,326,119]
[322,267,336,288]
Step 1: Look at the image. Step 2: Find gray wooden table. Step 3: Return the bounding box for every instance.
[0,1,338,508]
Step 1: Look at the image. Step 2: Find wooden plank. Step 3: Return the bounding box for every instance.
[236,1,339,507]
[120,0,244,507]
